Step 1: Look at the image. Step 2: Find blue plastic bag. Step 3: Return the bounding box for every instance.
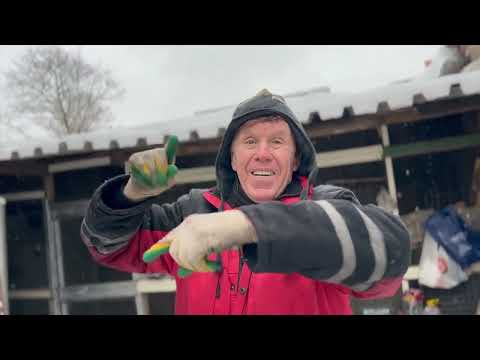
[424,206,480,269]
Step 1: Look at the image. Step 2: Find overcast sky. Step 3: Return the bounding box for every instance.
[0,45,441,141]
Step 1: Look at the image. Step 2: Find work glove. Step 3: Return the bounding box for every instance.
[124,136,179,201]
[143,210,258,275]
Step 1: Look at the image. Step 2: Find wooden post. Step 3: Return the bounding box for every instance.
[43,199,62,315]
[43,172,69,314]
[53,215,68,314]
[0,196,8,314]
[124,161,152,315]
[380,125,399,215]
[133,273,151,315]
[43,174,55,202]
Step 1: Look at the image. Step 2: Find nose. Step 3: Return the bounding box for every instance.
[254,142,273,162]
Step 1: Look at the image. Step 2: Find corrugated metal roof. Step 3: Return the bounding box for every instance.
[1,71,480,162]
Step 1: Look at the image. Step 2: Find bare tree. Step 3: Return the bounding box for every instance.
[4,46,124,137]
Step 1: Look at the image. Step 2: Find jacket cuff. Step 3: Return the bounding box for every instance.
[95,174,157,216]
[240,207,274,273]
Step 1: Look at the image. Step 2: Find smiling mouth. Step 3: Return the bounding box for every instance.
[250,170,276,176]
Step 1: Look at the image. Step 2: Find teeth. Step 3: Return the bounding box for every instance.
[252,171,274,176]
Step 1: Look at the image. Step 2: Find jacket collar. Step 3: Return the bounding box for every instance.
[205,175,311,209]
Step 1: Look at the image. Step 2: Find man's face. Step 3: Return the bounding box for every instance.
[231,117,298,203]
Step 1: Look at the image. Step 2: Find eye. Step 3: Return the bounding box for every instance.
[244,138,256,145]
[272,138,284,146]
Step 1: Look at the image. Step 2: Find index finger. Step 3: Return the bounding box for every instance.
[143,241,171,263]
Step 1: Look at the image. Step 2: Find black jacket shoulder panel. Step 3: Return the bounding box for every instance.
[312,184,361,205]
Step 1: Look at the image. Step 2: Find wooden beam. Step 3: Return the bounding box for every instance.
[122,145,383,187]
[61,281,138,302]
[176,138,222,157]
[0,190,45,202]
[384,133,480,159]
[113,132,480,187]
[9,288,52,300]
[136,278,176,294]
[380,99,480,127]
[48,156,111,173]
[118,139,222,158]
[0,161,47,176]
[326,177,386,185]
[306,116,381,138]
[307,95,480,139]
[176,166,216,184]
[50,199,90,220]
[61,278,177,303]
[316,145,383,168]
[408,96,480,120]
[1,96,479,175]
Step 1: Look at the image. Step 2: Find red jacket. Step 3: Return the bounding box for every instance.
[84,177,404,315]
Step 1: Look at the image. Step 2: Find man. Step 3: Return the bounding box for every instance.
[81,89,410,315]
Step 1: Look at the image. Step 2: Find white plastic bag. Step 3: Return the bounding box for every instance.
[418,231,468,289]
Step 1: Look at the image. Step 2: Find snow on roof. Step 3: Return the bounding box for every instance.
[1,71,480,162]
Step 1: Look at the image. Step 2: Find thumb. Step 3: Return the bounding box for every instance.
[165,135,178,165]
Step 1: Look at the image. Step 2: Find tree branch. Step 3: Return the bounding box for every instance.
[3,45,124,137]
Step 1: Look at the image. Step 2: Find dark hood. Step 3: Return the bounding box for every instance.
[214,89,318,207]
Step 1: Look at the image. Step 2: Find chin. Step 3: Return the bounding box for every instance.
[247,190,277,203]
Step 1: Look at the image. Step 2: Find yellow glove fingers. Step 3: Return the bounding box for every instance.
[130,163,154,188]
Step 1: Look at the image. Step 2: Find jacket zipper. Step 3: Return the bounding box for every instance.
[215,275,222,298]
[215,253,223,298]
[236,248,245,292]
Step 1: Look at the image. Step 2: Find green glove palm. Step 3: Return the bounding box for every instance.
[129,135,179,188]
[124,136,179,201]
